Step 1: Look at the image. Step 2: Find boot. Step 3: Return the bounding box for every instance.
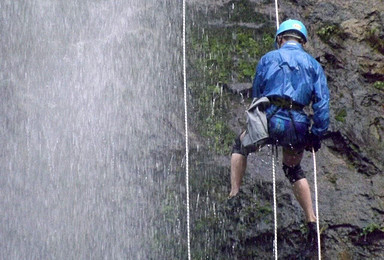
[302,222,318,258]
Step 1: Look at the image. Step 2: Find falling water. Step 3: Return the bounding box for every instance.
[0,0,185,259]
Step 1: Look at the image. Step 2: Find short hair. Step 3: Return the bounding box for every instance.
[281,30,305,43]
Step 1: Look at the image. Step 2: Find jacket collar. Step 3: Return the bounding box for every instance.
[281,41,303,50]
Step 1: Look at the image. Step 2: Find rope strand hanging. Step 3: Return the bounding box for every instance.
[271,148,322,259]
[274,0,280,28]
[182,0,191,259]
[272,146,278,260]
[272,1,279,258]
[272,2,321,259]
[313,148,321,259]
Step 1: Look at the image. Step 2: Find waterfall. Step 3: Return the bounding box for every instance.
[0,0,184,258]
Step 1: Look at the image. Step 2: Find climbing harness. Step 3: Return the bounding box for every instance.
[182,0,191,259]
[269,96,305,111]
[268,96,305,143]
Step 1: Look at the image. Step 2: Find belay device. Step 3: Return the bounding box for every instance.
[241,97,270,148]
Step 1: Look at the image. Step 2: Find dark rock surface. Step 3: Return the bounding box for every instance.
[187,0,384,259]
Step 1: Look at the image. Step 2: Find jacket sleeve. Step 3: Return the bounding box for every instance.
[252,58,266,99]
[311,64,330,137]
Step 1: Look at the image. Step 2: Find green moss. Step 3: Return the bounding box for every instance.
[189,26,274,154]
[191,28,274,83]
[236,32,274,80]
[326,172,338,184]
[335,108,347,123]
[317,24,340,43]
[257,204,273,217]
[366,27,384,55]
[227,0,265,23]
[360,223,384,237]
[373,81,384,91]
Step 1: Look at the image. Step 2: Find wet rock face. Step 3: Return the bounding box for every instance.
[189,0,384,259]
[298,0,384,175]
[281,1,384,170]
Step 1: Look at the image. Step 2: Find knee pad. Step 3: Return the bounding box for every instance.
[283,164,306,184]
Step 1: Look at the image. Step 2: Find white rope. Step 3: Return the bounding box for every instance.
[274,0,280,29]
[272,146,278,260]
[273,1,321,258]
[182,1,191,259]
[273,1,279,258]
[312,148,321,259]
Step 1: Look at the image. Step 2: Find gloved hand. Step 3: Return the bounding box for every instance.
[306,133,321,152]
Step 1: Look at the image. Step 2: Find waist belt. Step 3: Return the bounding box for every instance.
[269,96,305,111]
[267,96,305,142]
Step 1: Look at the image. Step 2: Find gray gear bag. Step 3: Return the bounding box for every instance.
[241,97,270,148]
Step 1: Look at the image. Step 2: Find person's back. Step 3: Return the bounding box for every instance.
[254,42,322,107]
[253,39,329,138]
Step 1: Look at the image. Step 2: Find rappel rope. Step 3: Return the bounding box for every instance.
[274,0,280,30]
[313,148,321,259]
[182,0,191,259]
[273,1,321,259]
[272,1,279,258]
[272,146,278,260]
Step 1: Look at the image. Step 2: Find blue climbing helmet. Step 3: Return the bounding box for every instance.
[275,19,308,43]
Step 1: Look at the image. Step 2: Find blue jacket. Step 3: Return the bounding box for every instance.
[252,41,330,137]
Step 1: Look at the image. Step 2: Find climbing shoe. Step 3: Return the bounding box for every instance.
[225,190,249,214]
[302,222,318,258]
[226,190,244,208]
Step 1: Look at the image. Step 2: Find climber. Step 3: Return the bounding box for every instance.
[229,19,330,253]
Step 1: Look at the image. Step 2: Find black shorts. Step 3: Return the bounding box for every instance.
[231,133,262,157]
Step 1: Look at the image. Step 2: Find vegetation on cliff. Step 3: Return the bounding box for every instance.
[188,17,274,154]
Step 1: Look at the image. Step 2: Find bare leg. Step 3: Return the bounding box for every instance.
[229,153,247,197]
[283,148,316,223]
[292,178,317,223]
[229,132,248,197]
